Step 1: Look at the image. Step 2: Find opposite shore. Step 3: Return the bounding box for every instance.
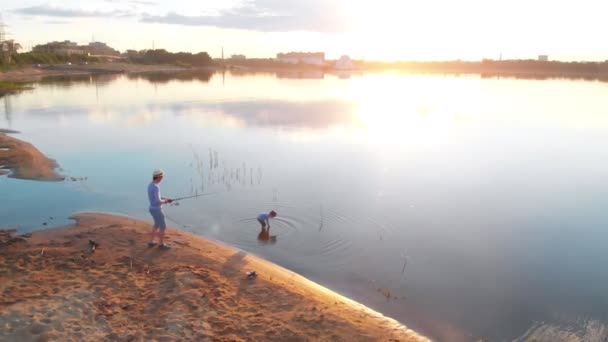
[3,59,608,91]
[0,63,191,83]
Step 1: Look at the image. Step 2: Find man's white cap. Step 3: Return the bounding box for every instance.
[153,169,165,177]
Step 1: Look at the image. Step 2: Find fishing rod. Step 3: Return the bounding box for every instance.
[170,192,217,202]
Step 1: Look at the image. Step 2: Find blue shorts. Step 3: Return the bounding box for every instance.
[257,218,266,226]
[149,208,166,231]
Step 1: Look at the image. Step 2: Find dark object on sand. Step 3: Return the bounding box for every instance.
[88,240,99,253]
[246,271,257,279]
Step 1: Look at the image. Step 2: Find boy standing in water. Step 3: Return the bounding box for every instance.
[257,210,277,229]
[148,169,173,249]
[257,210,277,244]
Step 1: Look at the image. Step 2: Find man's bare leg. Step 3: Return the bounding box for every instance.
[149,227,159,246]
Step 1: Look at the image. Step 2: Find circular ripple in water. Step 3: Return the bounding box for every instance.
[190,200,395,272]
[224,215,303,248]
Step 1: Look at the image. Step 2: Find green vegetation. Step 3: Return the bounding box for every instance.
[1,52,101,73]
[226,57,608,80]
[4,52,100,66]
[0,81,28,89]
[126,70,214,83]
[125,49,214,67]
[358,59,608,77]
[225,58,328,70]
[0,81,31,96]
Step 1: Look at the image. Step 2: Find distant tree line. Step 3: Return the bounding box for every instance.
[125,49,214,67]
[11,53,99,65]
[0,40,21,64]
[223,58,335,71]
[359,59,608,75]
[126,70,214,83]
[2,39,103,69]
[224,57,608,77]
[1,52,100,71]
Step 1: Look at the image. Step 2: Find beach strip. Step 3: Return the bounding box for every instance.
[0,212,429,341]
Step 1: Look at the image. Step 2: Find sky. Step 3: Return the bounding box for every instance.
[1,0,608,61]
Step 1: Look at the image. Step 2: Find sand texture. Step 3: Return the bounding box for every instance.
[0,213,429,342]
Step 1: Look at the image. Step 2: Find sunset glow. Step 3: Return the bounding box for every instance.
[2,0,608,61]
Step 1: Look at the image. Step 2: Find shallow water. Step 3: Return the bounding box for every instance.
[1,71,608,341]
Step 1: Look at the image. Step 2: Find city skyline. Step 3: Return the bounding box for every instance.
[1,0,608,61]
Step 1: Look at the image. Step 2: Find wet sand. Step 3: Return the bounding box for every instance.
[0,213,428,341]
[0,132,63,181]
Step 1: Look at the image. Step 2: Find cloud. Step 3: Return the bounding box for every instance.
[213,100,356,127]
[129,0,158,5]
[44,20,70,25]
[14,4,134,18]
[13,1,352,32]
[104,0,158,5]
[129,0,158,6]
[141,99,356,128]
[141,0,353,33]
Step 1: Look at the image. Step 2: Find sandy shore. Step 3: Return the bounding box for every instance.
[0,131,63,181]
[0,213,428,341]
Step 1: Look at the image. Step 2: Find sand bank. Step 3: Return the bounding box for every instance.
[0,132,63,181]
[0,213,429,341]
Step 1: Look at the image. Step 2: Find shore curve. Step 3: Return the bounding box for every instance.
[0,212,429,341]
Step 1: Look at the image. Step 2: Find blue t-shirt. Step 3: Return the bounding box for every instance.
[257,213,269,222]
[148,182,163,210]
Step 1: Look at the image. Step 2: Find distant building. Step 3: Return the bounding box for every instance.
[33,40,85,55]
[276,52,325,66]
[230,54,246,60]
[335,55,354,70]
[33,40,119,56]
[538,55,549,61]
[85,41,120,56]
[276,71,324,79]
[124,49,139,57]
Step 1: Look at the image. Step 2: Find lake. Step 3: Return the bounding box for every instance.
[1,70,607,341]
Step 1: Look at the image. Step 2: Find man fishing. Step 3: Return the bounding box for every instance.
[148,169,173,249]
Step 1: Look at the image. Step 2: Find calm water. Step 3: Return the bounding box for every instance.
[1,71,608,341]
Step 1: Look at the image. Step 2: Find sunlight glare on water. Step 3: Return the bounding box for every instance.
[2,71,608,341]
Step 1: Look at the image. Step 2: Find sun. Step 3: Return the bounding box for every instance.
[340,0,497,61]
